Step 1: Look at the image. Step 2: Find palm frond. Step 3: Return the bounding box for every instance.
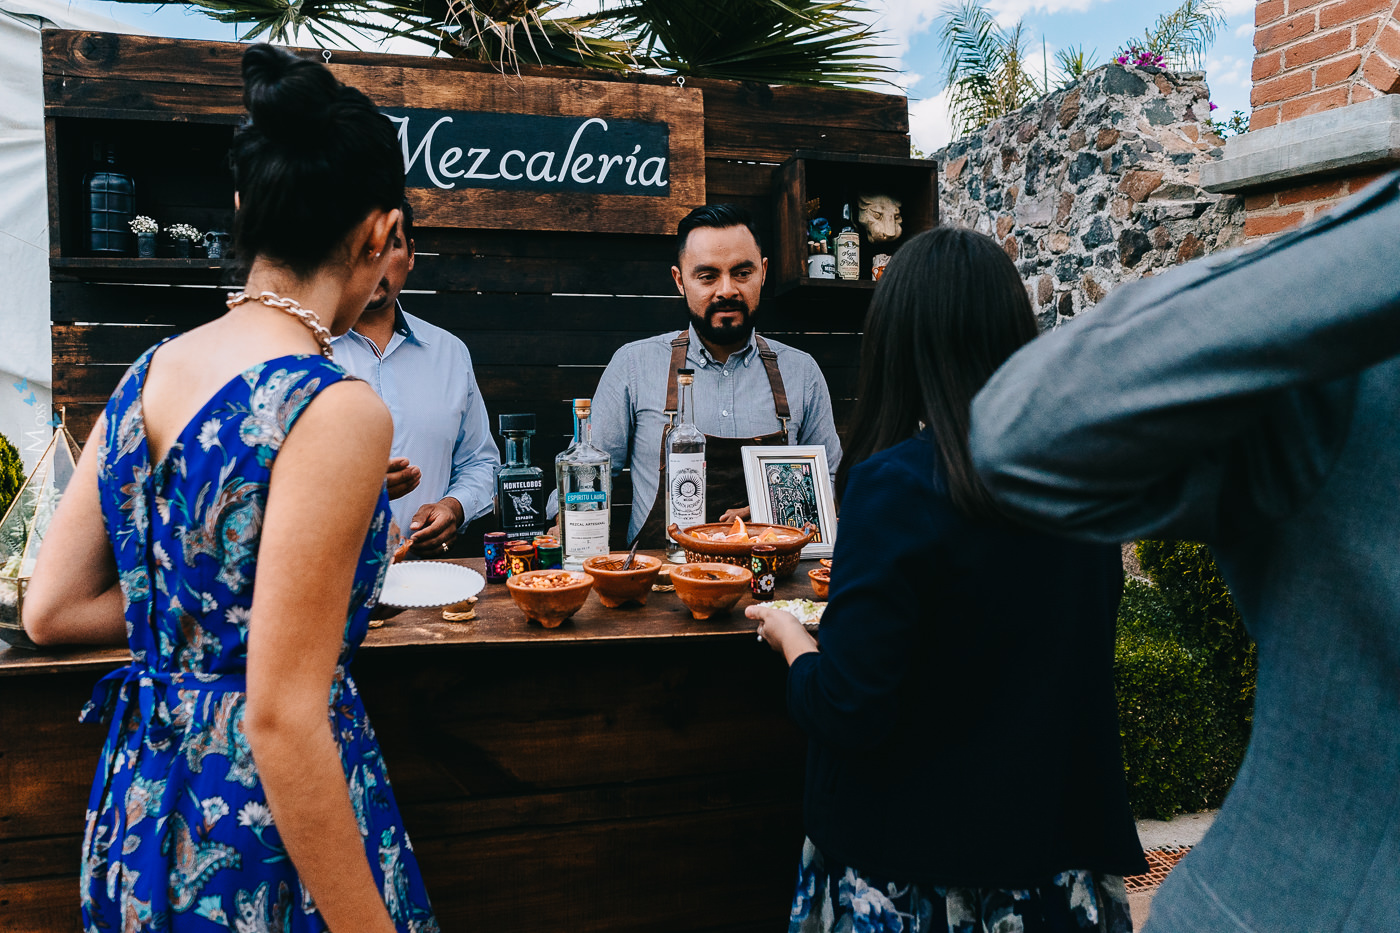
[938,0,1045,139]
[593,0,896,87]
[1124,0,1224,71]
[1054,43,1096,84]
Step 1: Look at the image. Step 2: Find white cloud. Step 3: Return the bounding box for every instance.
[1234,22,1254,39]
[851,0,943,61]
[1205,53,1248,91]
[1216,0,1257,19]
[909,87,955,153]
[984,0,1099,27]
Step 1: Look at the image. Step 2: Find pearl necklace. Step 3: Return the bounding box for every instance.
[225,290,335,360]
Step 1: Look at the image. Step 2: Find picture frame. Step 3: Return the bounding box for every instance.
[741,445,837,559]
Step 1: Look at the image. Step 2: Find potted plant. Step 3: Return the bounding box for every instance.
[130,215,159,258]
[165,222,203,258]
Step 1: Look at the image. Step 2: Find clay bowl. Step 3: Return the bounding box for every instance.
[506,569,594,628]
[583,553,663,607]
[808,567,830,600]
[671,562,753,620]
[667,522,815,579]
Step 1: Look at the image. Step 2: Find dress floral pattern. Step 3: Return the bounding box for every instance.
[789,839,1133,933]
[80,344,437,932]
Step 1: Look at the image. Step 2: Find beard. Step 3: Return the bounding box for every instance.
[690,298,756,346]
[364,278,392,313]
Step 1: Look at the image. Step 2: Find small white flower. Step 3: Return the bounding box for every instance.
[197,418,222,451]
[201,797,229,826]
[200,592,218,614]
[165,222,202,242]
[225,605,251,629]
[236,800,273,829]
[152,541,172,571]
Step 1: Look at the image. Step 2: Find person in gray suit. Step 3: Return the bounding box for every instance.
[968,171,1400,932]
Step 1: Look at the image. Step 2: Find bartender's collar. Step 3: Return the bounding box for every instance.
[687,324,758,368]
[393,301,430,346]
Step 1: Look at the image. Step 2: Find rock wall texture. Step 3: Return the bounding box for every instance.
[934,64,1245,328]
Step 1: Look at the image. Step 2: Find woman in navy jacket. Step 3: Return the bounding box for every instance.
[750,227,1146,932]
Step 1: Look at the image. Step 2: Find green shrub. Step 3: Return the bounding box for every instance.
[0,433,22,519]
[1114,542,1256,819]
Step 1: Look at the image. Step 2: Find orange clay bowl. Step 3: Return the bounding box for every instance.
[505,569,594,628]
[809,567,830,600]
[671,562,754,620]
[666,522,815,579]
[582,553,664,608]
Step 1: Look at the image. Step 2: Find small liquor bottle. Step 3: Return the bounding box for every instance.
[555,399,611,570]
[834,202,861,281]
[496,413,549,542]
[666,368,706,563]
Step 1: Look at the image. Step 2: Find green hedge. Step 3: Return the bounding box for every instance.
[0,433,21,519]
[1114,541,1256,819]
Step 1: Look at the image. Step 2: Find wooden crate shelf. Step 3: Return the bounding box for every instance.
[771,149,938,298]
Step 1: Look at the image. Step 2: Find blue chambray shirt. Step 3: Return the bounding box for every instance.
[331,304,500,532]
[591,324,842,541]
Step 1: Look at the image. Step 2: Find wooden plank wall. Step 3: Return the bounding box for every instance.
[45,32,909,485]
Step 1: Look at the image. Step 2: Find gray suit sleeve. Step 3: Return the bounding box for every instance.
[969,172,1400,544]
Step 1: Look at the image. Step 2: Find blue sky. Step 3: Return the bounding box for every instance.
[65,0,1259,153]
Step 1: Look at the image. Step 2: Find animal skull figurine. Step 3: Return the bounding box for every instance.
[856,193,903,244]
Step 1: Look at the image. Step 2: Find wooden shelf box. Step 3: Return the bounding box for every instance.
[771,150,939,297]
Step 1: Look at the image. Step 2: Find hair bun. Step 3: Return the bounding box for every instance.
[241,44,338,146]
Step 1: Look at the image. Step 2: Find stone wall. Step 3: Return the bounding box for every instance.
[935,64,1245,327]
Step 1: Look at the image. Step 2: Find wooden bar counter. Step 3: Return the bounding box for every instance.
[0,556,818,932]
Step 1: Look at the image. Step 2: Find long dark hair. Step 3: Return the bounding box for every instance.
[837,226,1038,519]
[229,44,403,278]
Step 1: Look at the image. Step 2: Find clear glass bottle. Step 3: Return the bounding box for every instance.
[496,413,549,542]
[834,201,861,281]
[665,368,706,563]
[555,398,611,569]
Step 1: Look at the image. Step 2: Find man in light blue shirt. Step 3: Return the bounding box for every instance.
[592,204,842,546]
[332,200,499,556]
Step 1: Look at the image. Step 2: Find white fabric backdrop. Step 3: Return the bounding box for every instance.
[0,1,140,466]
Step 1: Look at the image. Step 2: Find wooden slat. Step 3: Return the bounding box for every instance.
[0,835,83,882]
[0,876,80,933]
[44,32,909,164]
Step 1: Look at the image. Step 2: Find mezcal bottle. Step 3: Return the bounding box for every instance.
[834,202,861,280]
[496,413,549,542]
[555,399,611,569]
[665,368,706,563]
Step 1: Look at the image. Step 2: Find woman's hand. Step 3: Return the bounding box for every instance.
[747,603,818,666]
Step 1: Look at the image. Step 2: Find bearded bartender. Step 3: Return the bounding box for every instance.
[590,204,843,549]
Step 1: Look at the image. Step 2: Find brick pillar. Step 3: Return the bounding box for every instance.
[1234,0,1400,236]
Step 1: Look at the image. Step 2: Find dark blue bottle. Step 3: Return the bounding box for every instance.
[83,144,134,256]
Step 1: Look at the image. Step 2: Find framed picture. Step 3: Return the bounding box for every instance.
[741,445,837,559]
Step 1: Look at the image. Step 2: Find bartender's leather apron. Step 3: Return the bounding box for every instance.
[635,331,791,548]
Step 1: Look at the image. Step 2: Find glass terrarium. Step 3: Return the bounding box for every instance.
[0,424,80,649]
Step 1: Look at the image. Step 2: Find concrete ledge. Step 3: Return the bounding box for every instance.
[1201,95,1400,193]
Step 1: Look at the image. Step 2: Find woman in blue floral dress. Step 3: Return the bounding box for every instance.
[25,45,436,932]
[749,227,1147,933]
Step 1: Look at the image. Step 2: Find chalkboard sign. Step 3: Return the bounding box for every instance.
[385,109,672,197]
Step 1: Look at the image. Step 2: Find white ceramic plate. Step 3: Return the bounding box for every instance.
[379,561,485,609]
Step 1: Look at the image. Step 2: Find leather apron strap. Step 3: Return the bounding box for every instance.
[635,331,793,549]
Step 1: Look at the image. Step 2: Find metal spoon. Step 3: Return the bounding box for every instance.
[621,535,642,570]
